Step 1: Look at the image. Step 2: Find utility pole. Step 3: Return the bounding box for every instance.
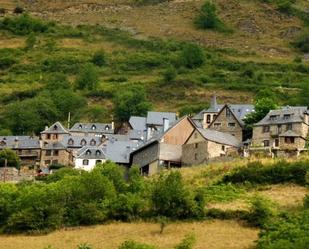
[68,112,71,129]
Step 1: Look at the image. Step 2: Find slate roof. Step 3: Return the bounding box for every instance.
[0,136,40,149]
[146,112,177,126]
[41,122,69,134]
[255,106,308,126]
[104,140,140,164]
[197,128,242,147]
[76,146,106,160]
[42,141,66,150]
[70,123,114,134]
[61,135,102,148]
[279,130,302,137]
[129,116,147,131]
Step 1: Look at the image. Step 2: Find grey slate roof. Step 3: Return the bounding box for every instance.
[42,141,66,150]
[146,112,176,126]
[76,146,106,160]
[255,106,308,126]
[41,122,69,134]
[104,140,140,164]
[129,116,147,131]
[0,136,40,149]
[61,135,102,148]
[70,123,114,134]
[197,128,242,147]
[279,130,302,137]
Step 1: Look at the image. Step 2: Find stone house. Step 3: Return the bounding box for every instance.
[251,106,309,156]
[70,122,115,137]
[0,136,41,167]
[182,128,241,166]
[192,96,254,141]
[40,122,72,167]
[130,116,195,175]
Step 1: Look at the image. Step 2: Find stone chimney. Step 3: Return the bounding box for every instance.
[210,95,218,109]
[163,118,169,132]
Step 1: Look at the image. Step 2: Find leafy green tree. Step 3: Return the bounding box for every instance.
[84,105,107,123]
[0,148,20,169]
[181,44,205,69]
[91,50,106,67]
[114,85,152,122]
[195,1,221,30]
[76,63,99,90]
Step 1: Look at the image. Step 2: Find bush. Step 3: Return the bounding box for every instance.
[175,234,196,249]
[180,43,205,69]
[75,63,99,90]
[0,57,17,70]
[91,50,107,67]
[0,149,20,169]
[246,197,274,228]
[119,240,156,249]
[13,7,24,14]
[222,160,309,186]
[162,65,177,82]
[292,30,309,53]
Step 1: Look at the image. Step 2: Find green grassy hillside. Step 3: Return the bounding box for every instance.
[0,0,308,134]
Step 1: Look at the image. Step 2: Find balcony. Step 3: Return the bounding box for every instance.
[17,151,39,158]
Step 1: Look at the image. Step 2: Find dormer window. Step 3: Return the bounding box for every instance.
[105,125,110,131]
[91,125,96,130]
[95,150,101,156]
[206,114,211,124]
[68,139,74,145]
[283,114,291,120]
[270,115,278,121]
[78,124,83,130]
[86,150,91,155]
[226,108,232,117]
[90,139,96,146]
[53,125,58,130]
[81,139,87,146]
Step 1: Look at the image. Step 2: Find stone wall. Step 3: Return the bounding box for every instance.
[132,142,159,168]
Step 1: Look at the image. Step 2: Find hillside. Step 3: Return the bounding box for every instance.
[0,0,308,134]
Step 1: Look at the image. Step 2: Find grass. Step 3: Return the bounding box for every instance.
[0,220,259,249]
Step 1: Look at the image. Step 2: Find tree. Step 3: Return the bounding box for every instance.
[162,65,177,82]
[85,105,107,123]
[46,73,71,90]
[195,1,220,29]
[181,44,205,69]
[76,64,99,90]
[114,85,152,122]
[91,51,106,67]
[0,148,20,169]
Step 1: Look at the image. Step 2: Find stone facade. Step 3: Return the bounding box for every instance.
[40,147,72,167]
[209,105,243,142]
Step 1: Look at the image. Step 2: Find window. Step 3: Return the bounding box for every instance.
[47,134,51,139]
[83,159,89,165]
[53,125,58,130]
[263,140,270,147]
[45,160,51,165]
[90,139,96,146]
[228,123,236,127]
[283,114,291,120]
[86,150,91,156]
[275,139,279,147]
[81,139,87,146]
[53,150,59,156]
[206,114,211,124]
[270,115,278,121]
[91,125,96,130]
[95,150,101,156]
[263,126,270,133]
[52,134,58,140]
[105,125,110,131]
[194,153,198,160]
[286,123,292,131]
[96,160,102,164]
[68,139,74,145]
[52,160,58,164]
[278,124,282,133]
[78,124,82,130]
[194,132,198,139]
[226,108,232,117]
[285,137,295,144]
[195,143,198,149]
[214,123,221,128]
[213,114,217,120]
[45,150,51,156]
[222,145,225,151]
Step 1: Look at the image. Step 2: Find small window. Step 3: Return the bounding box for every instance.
[68,139,74,145]
[45,160,51,165]
[83,159,89,165]
[81,139,87,146]
[214,123,221,128]
[53,150,59,156]
[194,132,198,139]
[263,126,270,133]
[263,140,270,147]
[78,124,83,130]
[53,134,58,140]
[47,134,51,139]
[86,150,91,156]
[270,115,277,121]
[53,125,58,130]
[45,150,51,156]
[285,137,295,144]
[226,108,232,117]
[96,160,102,165]
[286,123,292,131]
[222,145,225,151]
[90,139,96,146]
[228,123,236,127]
[105,125,110,131]
[206,114,211,124]
[283,114,291,120]
[194,153,198,160]
[213,114,217,120]
[52,160,58,165]
[95,150,101,156]
[91,125,96,130]
[278,124,282,133]
[195,143,198,149]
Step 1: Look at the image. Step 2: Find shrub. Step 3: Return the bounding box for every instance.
[0,8,6,15]
[180,43,205,69]
[194,1,229,32]
[75,63,99,90]
[24,32,36,50]
[304,195,309,209]
[246,197,274,228]
[91,50,107,67]
[292,30,309,53]
[0,57,17,70]
[175,234,196,249]
[119,240,156,249]
[162,65,177,82]
[13,6,24,14]
[78,244,93,249]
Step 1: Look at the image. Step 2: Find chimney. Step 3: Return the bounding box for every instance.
[147,127,152,141]
[210,95,218,109]
[163,118,169,132]
[111,121,115,130]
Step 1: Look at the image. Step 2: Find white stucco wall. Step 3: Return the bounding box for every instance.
[75,158,106,171]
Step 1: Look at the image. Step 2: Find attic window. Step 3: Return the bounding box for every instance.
[91,125,96,130]
[53,125,58,130]
[90,139,96,146]
[86,150,91,155]
[228,123,235,127]
[284,114,291,120]
[206,114,211,124]
[68,139,74,145]
[270,115,278,121]
[78,124,82,130]
[95,150,101,156]
[226,108,232,117]
[214,123,221,128]
[81,139,87,146]
[105,125,110,131]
